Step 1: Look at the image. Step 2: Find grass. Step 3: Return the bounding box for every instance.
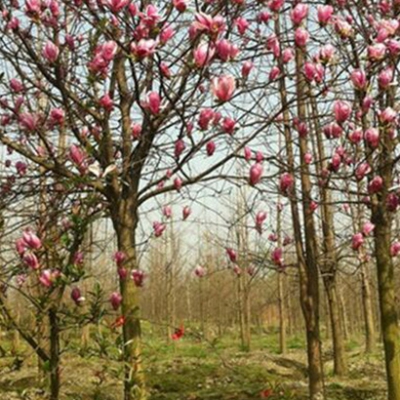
[0,329,388,400]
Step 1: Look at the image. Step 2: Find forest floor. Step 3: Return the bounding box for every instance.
[0,327,387,400]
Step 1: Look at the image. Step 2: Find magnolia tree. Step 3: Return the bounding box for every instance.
[254,2,400,400]
[0,0,292,399]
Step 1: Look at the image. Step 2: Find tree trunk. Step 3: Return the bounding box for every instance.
[360,262,376,353]
[49,309,60,400]
[373,209,400,400]
[278,272,287,355]
[112,200,146,400]
[324,279,347,375]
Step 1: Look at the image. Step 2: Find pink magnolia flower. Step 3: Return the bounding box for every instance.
[198,108,214,130]
[191,13,225,36]
[22,230,42,250]
[249,163,263,186]
[348,129,363,144]
[272,247,283,267]
[206,141,216,156]
[387,193,399,212]
[211,75,236,103]
[118,267,128,280]
[114,251,126,267]
[42,41,59,63]
[334,18,353,39]
[304,152,313,164]
[318,44,336,63]
[256,151,264,163]
[174,177,182,191]
[153,221,166,237]
[110,292,122,310]
[99,93,114,112]
[317,5,334,25]
[364,128,380,148]
[106,0,129,13]
[379,107,397,124]
[19,113,39,131]
[390,241,400,257]
[173,0,187,12]
[244,146,252,161]
[49,108,65,126]
[387,39,400,56]
[362,222,375,236]
[378,67,393,89]
[23,252,39,270]
[351,69,367,90]
[142,92,161,115]
[216,39,238,62]
[355,162,371,181]
[160,24,175,44]
[226,247,237,263]
[130,39,157,59]
[351,233,364,250]
[368,176,384,194]
[241,61,254,78]
[174,139,186,158]
[257,10,271,24]
[290,3,308,25]
[71,287,85,305]
[235,17,249,35]
[333,100,352,123]
[182,206,191,220]
[163,205,172,219]
[255,211,267,234]
[294,28,309,47]
[222,117,236,134]
[69,144,87,172]
[269,66,280,81]
[194,265,206,278]
[282,48,295,63]
[368,43,387,61]
[280,172,294,194]
[15,161,27,176]
[39,269,60,288]
[132,269,145,287]
[10,79,24,93]
[193,43,215,67]
[15,238,27,256]
[269,0,284,12]
[131,123,142,139]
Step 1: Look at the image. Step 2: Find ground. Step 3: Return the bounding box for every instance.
[0,327,387,400]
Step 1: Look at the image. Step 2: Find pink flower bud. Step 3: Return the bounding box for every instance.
[193,43,215,67]
[194,265,206,277]
[22,231,42,250]
[290,3,308,25]
[333,100,352,123]
[226,247,237,262]
[368,176,384,194]
[282,48,295,63]
[110,292,122,310]
[71,287,84,305]
[378,67,393,89]
[99,93,114,112]
[304,152,313,164]
[211,75,236,103]
[132,269,145,287]
[272,247,283,266]
[255,211,267,234]
[351,69,367,90]
[143,92,161,115]
[182,206,191,220]
[114,251,126,267]
[42,41,59,63]
[295,28,309,47]
[280,172,294,194]
[355,162,371,181]
[242,61,254,78]
[269,66,280,81]
[163,205,172,219]
[173,0,187,12]
[174,177,182,191]
[348,129,363,144]
[236,17,249,35]
[379,107,397,124]
[244,146,252,161]
[364,128,380,148]
[206,141,216,156]
[390,241,400,257]
[249,163,263,186]
[174,139,186,158]
[222,117,236,134]
[352,233,364,250]
[23,252,39,270]
[153,221,166,237]
[362,222,375,236]
[317,5,334,25]
[368,43,387,61]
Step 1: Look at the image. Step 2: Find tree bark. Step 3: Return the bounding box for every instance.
[49,308,60,400]
[112,198,146,400]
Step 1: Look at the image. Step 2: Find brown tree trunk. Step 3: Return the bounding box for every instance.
[278,272,287,355]
[324,279,347,375]
[49,308,60,400]
[360,262,376,353]
[112,198,146,400]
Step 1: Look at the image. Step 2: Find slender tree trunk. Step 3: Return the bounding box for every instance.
[278,272,287,355]
[49,309,60,400]
[112,199,146,400]
[360,262,376,353]
[324,279,347,375]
